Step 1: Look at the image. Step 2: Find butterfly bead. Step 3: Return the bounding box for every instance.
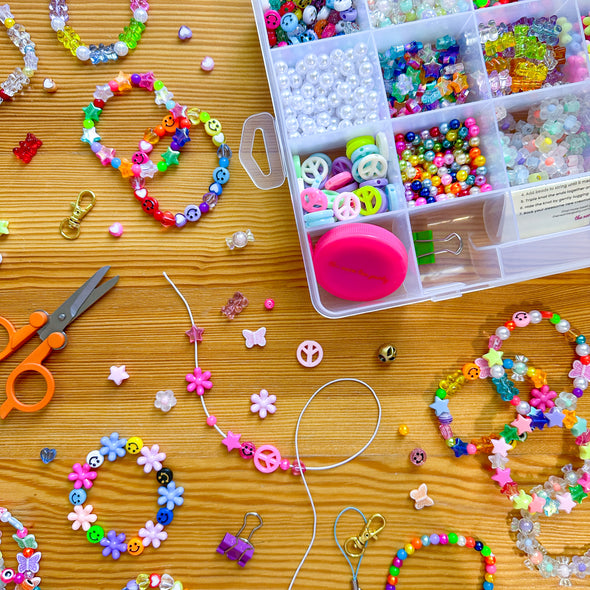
[409,483,434,510]
[243,327,266,348]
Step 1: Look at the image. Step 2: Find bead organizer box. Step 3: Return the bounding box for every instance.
[251,0,590,318]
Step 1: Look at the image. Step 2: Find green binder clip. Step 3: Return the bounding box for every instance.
[413,231,463,265]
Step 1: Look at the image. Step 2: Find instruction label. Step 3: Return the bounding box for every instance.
[512,177,590,239]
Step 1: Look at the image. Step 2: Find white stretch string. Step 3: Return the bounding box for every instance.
[164,273,382,590]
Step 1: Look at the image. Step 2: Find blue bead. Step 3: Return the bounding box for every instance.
[449,118,461,130]
[69,488,87,505]
[503,359,514,369]
[421,534,430,547]
[483,582,493,590]
[209,182,223,196]
[405,131,415,142]
[219,157,230,168]
[420,188,430,197]
[426,196,436,203]
[111,158,121,169]
[396,548,407,560]
[474,541,484,551]
[165,100,176,111]
[213,166,230,185]
[577,335,586,344]
[411,180,422,191]
[40,447,56,463]
[156,507,173,526]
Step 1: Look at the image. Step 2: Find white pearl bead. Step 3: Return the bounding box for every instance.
[457,535,466,547]
[556,319,570,333]
[490,365,505,379]
[517,401,531,415]
[496,326,511,340]
[114,41,129,56]
[574,377,588,390]
[133,8,149,23]
[576,343,590,356]
[76,45,90,61]
[51,16,65,31]
[529,310,542,323]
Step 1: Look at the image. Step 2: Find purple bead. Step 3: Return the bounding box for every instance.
[130,73,141,86]
[178,25,193,40]
[340,7,357,21]
[175,213,187,228]
[579,563,587,572]
[360,178,388,189]
[430,534,440,545]
[336,181,359,193]
[91,142,102,153]
[573,387,584,398]
[386,585,395,590]
[199,202,210,214]
[170,141,180,151]
[393,557,402,567]
[332,156,352,174]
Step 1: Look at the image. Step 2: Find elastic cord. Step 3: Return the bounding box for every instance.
[334,507,367,584]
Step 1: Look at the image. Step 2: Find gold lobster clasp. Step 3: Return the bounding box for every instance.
[59,190,96,240]
[343,514,386,558]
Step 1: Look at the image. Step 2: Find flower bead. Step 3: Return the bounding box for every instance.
[137,444,166,474]
[68,463,97,490]
[138,520,168,548]
[530,384,557,412]
[100,529,127,560]
[186,366,213,396]
[100,432,127,461]
[157,481,184,511]
[154,389,177,412]
[250,389,276,419]
[67,504,97,531]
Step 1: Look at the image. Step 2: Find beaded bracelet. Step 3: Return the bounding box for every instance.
[0,507,42,589]
[385,532,496,590]
[511,506,590,585]
[123,573,185,590]
[0,5,38,106]
[49,0,149,64]
[67,432,182,560]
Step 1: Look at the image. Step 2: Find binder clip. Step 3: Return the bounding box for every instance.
[412,231,463,265]
[216,512,263,567]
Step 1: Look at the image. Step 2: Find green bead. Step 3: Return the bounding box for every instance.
[481,545,492,557]
[435,388,447,399]
[83,119,95,129]
[154,80,164,91]
[389,566,400,576]
[86,525,104,543]
[157,160,168,172]
[550,313,560,324]
[448,532,458,544]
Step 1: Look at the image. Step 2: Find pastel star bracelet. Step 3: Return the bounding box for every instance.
[0,5,38,106]
[0,507,42,589]
[385,532,496,590]
[49,0,149,64]
[67,432,183,559]
[512,506,590,585]
[123,572,186,590]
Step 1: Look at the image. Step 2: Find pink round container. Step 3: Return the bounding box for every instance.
[312,223,408,301]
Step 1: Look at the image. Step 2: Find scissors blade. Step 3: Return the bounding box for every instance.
[37,267,118,339]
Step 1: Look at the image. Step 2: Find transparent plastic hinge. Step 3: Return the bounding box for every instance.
[239,112,286,190]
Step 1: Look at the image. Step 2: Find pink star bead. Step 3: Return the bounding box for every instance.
[185,325,204,343]
[491,468,512,487]
[556,492,577,514]
[170,103,187,119]
[578,472,590,492]
[491,437,513,457]
[138,71,156,91]
[511,414,532,435]
[528,493,547,514]
[96,146,116,166]
[222,431,242,452]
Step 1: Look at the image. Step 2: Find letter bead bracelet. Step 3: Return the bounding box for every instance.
[0,507,42,589]
[0,5,38,106]
[49,0,149,64]
[67,433,183,559]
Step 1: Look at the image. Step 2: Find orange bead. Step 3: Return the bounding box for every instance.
[387,575,398,585]
[23,548,34,558]
[410,537,422,549]
[485,555,496,565]
[154,125,166,137]
[462,362,480,380]
[466,536,475,548]
[504,320,516,331]
[127,537,144,556]
[161,114,178,133]
[469,147,481,159]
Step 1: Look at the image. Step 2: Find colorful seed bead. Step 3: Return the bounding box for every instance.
[49,0,149,64]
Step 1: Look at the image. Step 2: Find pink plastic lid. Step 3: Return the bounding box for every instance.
[313,223,408,301]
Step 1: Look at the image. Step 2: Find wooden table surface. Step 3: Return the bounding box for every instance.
[1,2,590,589]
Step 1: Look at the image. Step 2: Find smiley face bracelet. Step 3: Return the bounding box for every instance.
[66,433,182,559]
[81,72,231,228]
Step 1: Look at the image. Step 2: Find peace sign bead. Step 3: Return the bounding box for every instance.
[333,192,361,221]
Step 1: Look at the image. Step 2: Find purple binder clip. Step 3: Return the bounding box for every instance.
[216,512,263,567]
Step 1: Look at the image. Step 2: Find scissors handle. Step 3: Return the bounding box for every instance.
[0,331,65,419]
[0,311,49,361]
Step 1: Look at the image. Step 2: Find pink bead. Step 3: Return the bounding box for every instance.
[393,557,402,567]
[439,423,453,440]
[481,184,492,192]
[443,153,454,165]
[108,222,124,237]
[415,197,427,206]
[280,459,290,470]
[488,335,502,350]
[512,311,530,327]
[486,564,497,574]
[201,56,215,72]
[466,443,477,455]
[131,164,142,176]
[16,528,27,538]
[433,156,444,167]
[468,125,479,137]
[14,573,24,584]
[108,80,119,92]
[264,298,275,310]
[465,117,476,127]
[439,534,448,544]
[441,174,452,186]
[530,551,543,566]
[206,415,217,426]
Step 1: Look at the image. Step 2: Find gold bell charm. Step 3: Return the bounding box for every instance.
[378,344,396,363]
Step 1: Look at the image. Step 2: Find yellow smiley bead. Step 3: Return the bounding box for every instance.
[126,436,144,454]
[204,118,222,136]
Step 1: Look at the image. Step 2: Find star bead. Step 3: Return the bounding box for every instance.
[172,127,191,148]
[499,423,519,444]
[451,438,468,457]
[114,71,132,92]
[546,408,565,428]
[572,416,588,437]
[155,86,174,106]
[528,493,547,514]
[118,158,134,178]
[81,127,101,144]
[563,409,578,429]
[222,431,242,452]
[529,408,549,430]
[139,160,158,179]
[577,472,590,492]
[138,71,156,91]
[483,348,504,367]
[512,490,533,510]
[556,492,577,513]
[94,83,114,102]
[83,102,102,122]
[488,453,508,469]
[569,484,588,504]
[429,397,449,417]
[491,437,513,457]
[491,468,512,487]
[511,414,532,435]
[108,365,129,386]
[185,325,204,343]
[96,145,116,166]
[170,102,187,119]
[161,147,180,166]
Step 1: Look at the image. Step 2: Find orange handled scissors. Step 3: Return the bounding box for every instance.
[0,266,118,418]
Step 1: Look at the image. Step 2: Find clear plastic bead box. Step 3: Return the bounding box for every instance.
[250,0,590,318]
